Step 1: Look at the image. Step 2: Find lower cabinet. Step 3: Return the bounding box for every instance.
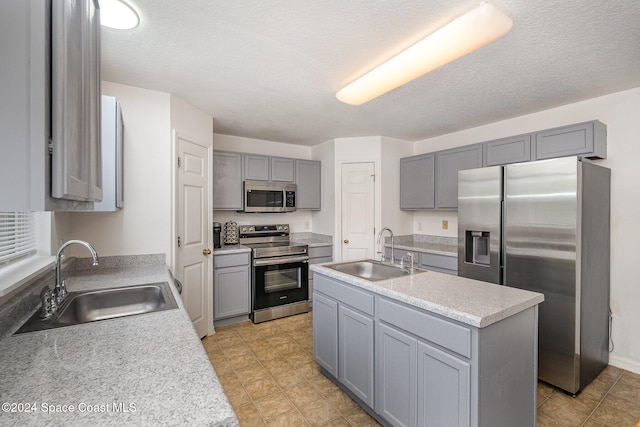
[213,252,250,320]
[312,293,338,377]
[339,305,374,407]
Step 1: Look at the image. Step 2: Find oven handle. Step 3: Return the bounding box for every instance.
[253,255,309,267]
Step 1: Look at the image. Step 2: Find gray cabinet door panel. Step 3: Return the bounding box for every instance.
[295,159,321,210]
[213,151,243,210]
[213,265,250,319]
[400,154,435,209]
[418,341,471,427]
[376,323,417,427]
[339,305,374,407]
[244,154,270,180]
[271,157,294,182]
[483,134,531,166]
[435,144,482,209]
[315,275,374,316]
[533,120,607,160]
[313,293,339,377]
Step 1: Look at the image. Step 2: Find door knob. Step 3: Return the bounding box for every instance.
[343,239,349,244]
[202,248,212,255]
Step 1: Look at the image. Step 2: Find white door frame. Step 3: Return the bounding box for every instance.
[335,160,381,261]
[171,129,214,336]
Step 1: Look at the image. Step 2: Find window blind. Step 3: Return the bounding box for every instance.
[0,212,36,265]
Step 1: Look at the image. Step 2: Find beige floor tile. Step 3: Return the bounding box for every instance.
[235,364,271,385]
[218,371,242,389]
[262,356,295,373]
[244,376,280,401]
[222,343,252,359]
[600,392,640,416]
[271,367,305,388]
[296,360,322,379]
[229,353,261,370]
[277,341,305,356]
[308,372,340,396]
[608,378,640,410]
[618,370,640,389]
[537,397,589,426]
[255,391,296,421]
[324,390,359,415]
[342,406,381,426]
[266,408,309,427]
[589,400,640,426]
[298,398,340,427]
[208,351,228,366]
[544,387,601,416]
[319,417,352,427]
[226,386,252,408]
[285,381,323,407]
[211,358,233,375]
[581,418,615,427]
[235,403,266,427]
[588,365,623,391]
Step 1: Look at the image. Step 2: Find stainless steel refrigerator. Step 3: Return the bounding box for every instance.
[458,156,610,394]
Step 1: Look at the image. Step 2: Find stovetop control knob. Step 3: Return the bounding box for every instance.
[283,225,288,230]
[277,225,283,230]
[249,226,255,232]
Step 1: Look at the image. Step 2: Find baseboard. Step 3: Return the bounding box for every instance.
[608,353,640,375]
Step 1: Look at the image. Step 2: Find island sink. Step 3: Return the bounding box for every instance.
[326,259,419,281]
[15,282,179,334]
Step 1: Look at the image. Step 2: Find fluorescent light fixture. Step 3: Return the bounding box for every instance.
[336,2,513,105]
[100,0,139,30]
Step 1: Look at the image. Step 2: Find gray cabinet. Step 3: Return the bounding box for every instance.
[533,120,607,160]
[483,134,531,166]
[213,252,250,320]
[244,154,270,181]
[376,322,417,427]
[400,153,435,210]
[213,151,243,210]
[0,0,100,211]
[435,144,483,209]
[417,341,470,427]
[312,292,339,377]
[92,96,124,211]
[295,160,322,210]
[339,305,374,407]
[308,245,333,302]
[385,247,458,276]
[271,157,295,182]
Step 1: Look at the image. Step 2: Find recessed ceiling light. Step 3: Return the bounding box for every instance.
[100,0,139,30]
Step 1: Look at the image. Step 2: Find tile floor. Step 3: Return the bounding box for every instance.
[202,312,640,427]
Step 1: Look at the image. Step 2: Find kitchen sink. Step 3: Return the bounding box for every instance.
[327,259,419,281]
[15,282,179,334]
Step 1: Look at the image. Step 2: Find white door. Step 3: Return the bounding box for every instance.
[177,136,212,338]
[341,163,375,260]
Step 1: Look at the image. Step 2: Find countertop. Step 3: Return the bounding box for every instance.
[290,238,332,248]
[311,262,543,328]
[384,235,457,257]
[0,263,237,426]
[213,244,251,255]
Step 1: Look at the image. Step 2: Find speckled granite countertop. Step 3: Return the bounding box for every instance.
[311,262,543,328]
[290,232,332,248]
[213,244,251,255]
[0,261,237,426]
[385,235,457,256]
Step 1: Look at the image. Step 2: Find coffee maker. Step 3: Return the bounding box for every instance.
[213,222,222,249]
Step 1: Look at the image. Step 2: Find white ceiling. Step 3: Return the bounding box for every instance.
[101,0,640,147]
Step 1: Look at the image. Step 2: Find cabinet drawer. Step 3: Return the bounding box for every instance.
[314,275,374,316]
[419,253,457,271]
[214,252,250,269]
[378,297,471,358]
[309,245,333,258]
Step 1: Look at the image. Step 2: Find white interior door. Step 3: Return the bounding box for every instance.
[341,162,375,260]
[177,136,212,338]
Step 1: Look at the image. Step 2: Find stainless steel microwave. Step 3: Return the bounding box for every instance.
[243,181,296,213]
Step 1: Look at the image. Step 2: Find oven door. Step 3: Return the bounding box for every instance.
[253,256,309,310]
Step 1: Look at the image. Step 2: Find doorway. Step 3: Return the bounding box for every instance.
[341,162,375,261]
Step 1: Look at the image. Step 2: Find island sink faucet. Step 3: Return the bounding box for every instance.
[376,227,394,264]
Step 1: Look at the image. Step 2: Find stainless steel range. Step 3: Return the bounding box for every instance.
[239,224,309,323]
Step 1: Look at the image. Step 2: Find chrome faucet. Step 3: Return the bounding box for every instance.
[376,227,394,264]
[400,252,415,272]
[40,240,99,319]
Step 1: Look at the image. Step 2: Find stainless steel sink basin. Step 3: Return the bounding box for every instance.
[15,282,178,334]
[327,259,417,281]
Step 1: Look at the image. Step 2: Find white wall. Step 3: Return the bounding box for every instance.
[68,82,172,259]
[412,87,640,373]
[311,140,335,236]
[213,134,314,233]
[170,95,213,143]
[381,137,414,235]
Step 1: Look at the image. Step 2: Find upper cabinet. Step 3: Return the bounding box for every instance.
[435,144,483,209]
[213,151,243,210]
[483,134,531,167]
[92,96,124,212]
[296,160,321,210]
[400,154,434,210]
[533,121,607,160]
[0,0,101,211]
[213,151,321,211]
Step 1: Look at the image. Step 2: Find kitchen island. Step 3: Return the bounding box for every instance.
[311,261,544,427]
[0,257,237,426]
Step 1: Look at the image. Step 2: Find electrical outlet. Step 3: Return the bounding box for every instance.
[442,220,448,230]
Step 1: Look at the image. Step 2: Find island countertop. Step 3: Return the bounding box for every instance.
[0,261,237,427]
[311,261,544,328]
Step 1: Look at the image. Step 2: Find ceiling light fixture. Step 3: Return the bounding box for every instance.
[336,2,513,106]
[100,0,139,30]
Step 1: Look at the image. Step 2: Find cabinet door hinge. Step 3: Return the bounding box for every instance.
[177,157,181,168]
[177,236,181,248]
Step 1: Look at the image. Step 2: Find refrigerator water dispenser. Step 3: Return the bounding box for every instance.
[465,231,490,266]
